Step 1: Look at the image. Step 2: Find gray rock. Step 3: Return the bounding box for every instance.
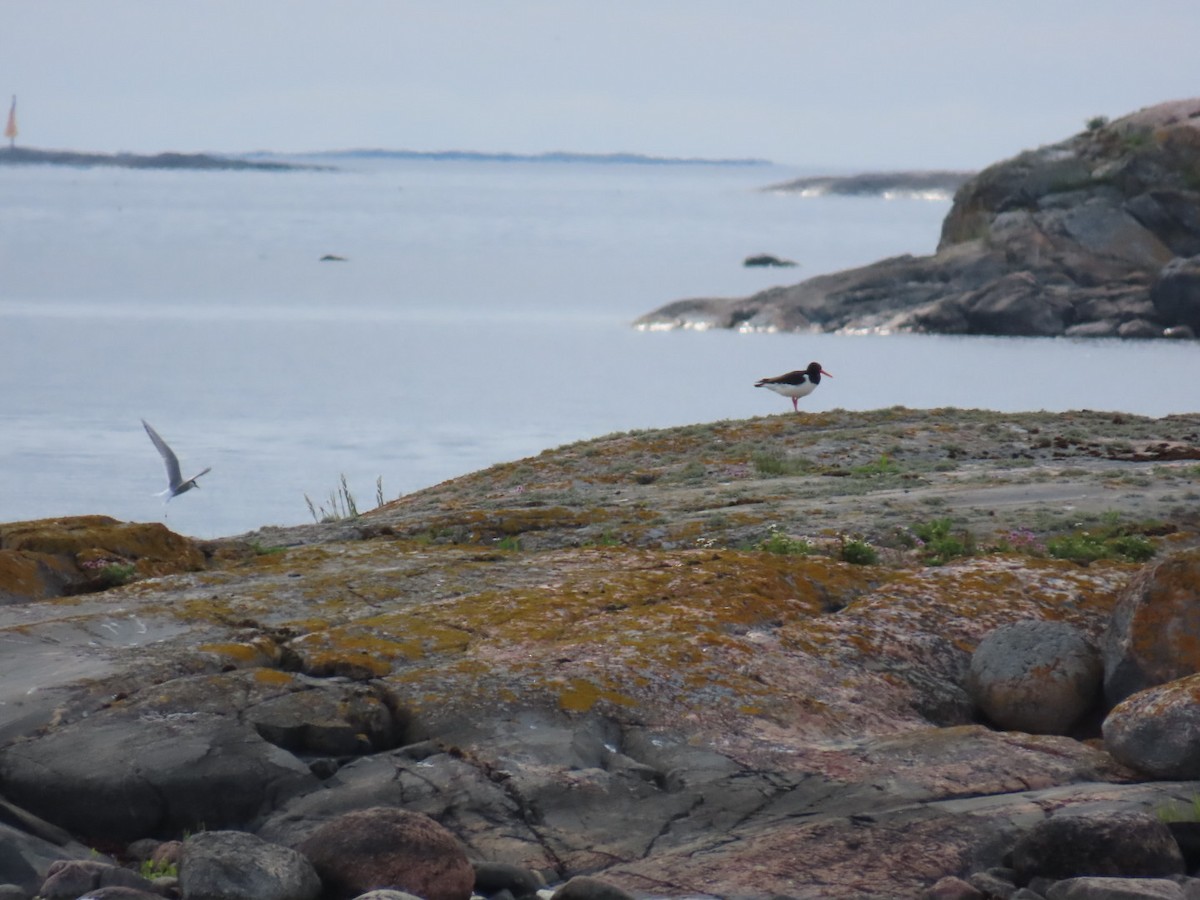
[179,830,320,900]
[68,889,164,900]
[1102,674,1200,778]
[246,686,402,755]
[349,893,426,900]
[0,798,97,895]
[968,869,1018,898]
[1011,811,1185,882]
[0,711,316,842]
[38,860,155,900]
[1045,876,1186,899]
[1118,318,1164,338]
[968,620,1101,734]
[1152,255,1200,331]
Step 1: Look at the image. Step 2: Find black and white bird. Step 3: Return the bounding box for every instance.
[142,419,211,499]
[754,361,833,412]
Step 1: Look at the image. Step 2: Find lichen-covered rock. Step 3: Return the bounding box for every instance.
[296,807,474,900]
[1010,811,1184,883]
[178,830,321,900]
[550,875,636,900]
[1101,548,1200,705]
[1102,674,1200,778]
[968,620,1102,734]
[0,515,206,602]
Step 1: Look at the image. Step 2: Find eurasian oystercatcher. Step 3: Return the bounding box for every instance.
[142,420,211,499]
[754,362,833,412]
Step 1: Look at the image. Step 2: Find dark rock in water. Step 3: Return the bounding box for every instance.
[636,98,1200,339]
[320,254,348,261]
[296,807,474,900]
[743,253,797,267]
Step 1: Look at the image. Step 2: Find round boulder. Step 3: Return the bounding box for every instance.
[296,807,473,900]
[1010,811,1184,883]
[1102,548,1200,706]
[967,620,1101,734]
[1103,673,1200,778]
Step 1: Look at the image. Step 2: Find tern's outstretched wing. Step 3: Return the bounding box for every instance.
[142,419,183,490]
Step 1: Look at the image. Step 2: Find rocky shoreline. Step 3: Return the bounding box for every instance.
[763,169,973,198]
[3,408,1200,898]
[637,98,1200,341]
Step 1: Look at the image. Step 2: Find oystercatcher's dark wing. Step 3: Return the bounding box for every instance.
[755,370,807,387]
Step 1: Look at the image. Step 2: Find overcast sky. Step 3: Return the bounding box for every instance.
[4,1,1199,169]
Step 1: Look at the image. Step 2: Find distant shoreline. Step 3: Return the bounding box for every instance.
[0,146,320,171]
[0,145,771,171]
[255,148,773,166]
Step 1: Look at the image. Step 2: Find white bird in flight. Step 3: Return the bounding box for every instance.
[142,419,211,499]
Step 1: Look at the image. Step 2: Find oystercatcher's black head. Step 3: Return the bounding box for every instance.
[806,362,832,383]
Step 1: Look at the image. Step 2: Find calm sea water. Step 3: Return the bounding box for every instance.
[1,157,1197,538]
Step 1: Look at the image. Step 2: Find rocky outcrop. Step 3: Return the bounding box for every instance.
[1,409,1200,898]
[0,515,208,603]
[636,98,1200,339]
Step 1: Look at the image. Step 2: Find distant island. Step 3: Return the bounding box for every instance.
[254,148,772,166]
[0,145,771,171]
[0,146,319,171]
